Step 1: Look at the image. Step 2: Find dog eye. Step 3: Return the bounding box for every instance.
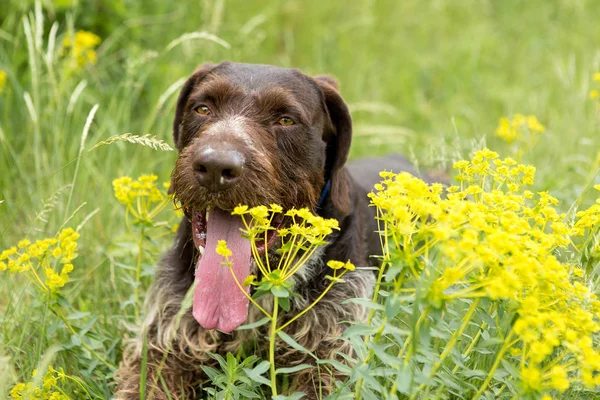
[195,105,211,116]
[278,117,295,126]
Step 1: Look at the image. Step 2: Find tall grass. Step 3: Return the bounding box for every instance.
[1,0,600,399]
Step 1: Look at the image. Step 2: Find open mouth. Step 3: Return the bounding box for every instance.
[190,207,284,333]
[191,209,282,256]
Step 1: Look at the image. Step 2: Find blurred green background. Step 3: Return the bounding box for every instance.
[2,0,600,397]
[2,0,600,239]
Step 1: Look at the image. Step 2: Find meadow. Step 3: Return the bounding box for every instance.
[2,0,600,399]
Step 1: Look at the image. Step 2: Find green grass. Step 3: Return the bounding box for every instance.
[1,0,600,399]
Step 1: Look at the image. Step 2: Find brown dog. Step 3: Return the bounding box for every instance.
[115,62,423,399]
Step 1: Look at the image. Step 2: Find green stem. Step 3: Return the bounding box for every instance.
[270,296,279,396]
[134,226,145,321]
[388,307,430,397]
[366,209,389,328]
[435,319,488,397]
[277,271,345,332]
[414,299,480,399]
[354,321,386,400]
[471,329,515,400]
[64,104,98,220]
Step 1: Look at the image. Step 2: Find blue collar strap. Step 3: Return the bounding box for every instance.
[316,180,331,209]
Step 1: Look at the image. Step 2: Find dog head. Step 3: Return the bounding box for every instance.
[169,62,353,332]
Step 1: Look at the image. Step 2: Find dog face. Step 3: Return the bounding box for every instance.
[169,62,354,332]
[171,61,352,214]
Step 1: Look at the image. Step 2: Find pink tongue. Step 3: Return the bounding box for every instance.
[193,208,252,333]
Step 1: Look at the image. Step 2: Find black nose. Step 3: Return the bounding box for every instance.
[192,147,245,190]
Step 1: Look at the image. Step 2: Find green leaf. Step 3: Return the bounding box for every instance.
[70,334,82,346]
[273,393,307,400]
[250,360,270,375]
[243,361,271,386]
[279,296,290,312]
[271,285,290,298]
[343,325,378,338]
[276,241,293,254]
[275,363,313,374]
[208,352,228,371]
[226,352,237,374]
[200,366,221,381]
[66,311,91,320]
[394,364,412,395]
[237,317,270,330]
[370,342,401,367]
[316,359,352,374]
[252,288,271,300]
[384,294,404,320]
[258,280,273,291]
[277,331,318,360]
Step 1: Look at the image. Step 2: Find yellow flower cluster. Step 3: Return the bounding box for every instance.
[572,184,600,236]
[216,239,232,257]
[232,204,340,281]
[62,30,101,67]
[495,114,545,143]
[10,366,70,400]
[112,175,178,227]
[370,148,600,395]
[0,69,7,94]
[327,259,356,271]
[113,175,165,205]
[589,72,600,100]
[0,228,79,293]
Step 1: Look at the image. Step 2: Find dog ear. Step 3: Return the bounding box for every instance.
[314,75,352,216]
[172,63,217,148]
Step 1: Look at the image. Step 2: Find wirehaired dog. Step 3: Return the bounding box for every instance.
[114,62,423,399]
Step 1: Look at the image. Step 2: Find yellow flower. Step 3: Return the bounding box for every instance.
[113,176,133,204]
[495,114,545,144]
[63,30,101,67]
[521,366,541,391]
[1,228,78,294]
[548,365,569,392]
[327,259,355,271]
[495,117,517,143]
[232,205,249,215]
[215,240,232,258]
[327,260,345,270]
[590,89,599,99]
[269,204,283,213]
[526,115,545,133]
[45,267,68,291]
[243,275,256,286]
[52,246,62,258]
[371,147,600,391]
[10,366,70,400]
[0,69,6,94]
[9,382,25,399]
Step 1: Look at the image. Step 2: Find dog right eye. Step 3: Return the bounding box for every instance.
[195,105,211,116]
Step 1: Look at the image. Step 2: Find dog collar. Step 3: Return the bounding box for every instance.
[316,180,331,210]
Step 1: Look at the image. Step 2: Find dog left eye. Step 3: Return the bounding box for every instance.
[278,117,295,126]
[195,105,211,116]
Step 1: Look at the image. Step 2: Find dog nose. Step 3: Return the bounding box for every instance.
[192,147,244,190]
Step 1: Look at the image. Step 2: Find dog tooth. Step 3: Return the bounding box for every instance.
[206,209,210,222]
[198,245,205,255]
